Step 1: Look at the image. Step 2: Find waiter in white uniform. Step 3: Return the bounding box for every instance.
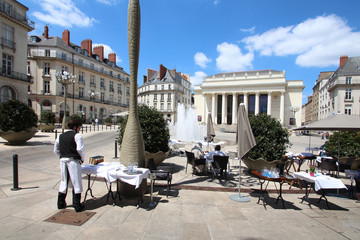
[54,118,85,212]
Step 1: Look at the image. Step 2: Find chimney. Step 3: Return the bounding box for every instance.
[93,45,104,61]
[108,53,116,65]
[62,29,70,45]
[143,75,147,83]
[81,39,92,56]
[159,64,167,80]
[43,25,49,39]
[340,55,348,68]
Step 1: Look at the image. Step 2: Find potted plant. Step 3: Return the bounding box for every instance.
[309,165,315,177]
[39,110,56,132]
[243,114,291,171]
[0,100,38,144]
[118,105,170,166]
[104,117,113,126]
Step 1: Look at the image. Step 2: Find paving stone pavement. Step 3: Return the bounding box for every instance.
[0,128,359,240]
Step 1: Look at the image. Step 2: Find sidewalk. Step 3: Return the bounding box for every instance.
[0,130,359,239]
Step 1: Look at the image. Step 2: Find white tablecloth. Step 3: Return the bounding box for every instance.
[293,172,347,191]
[81,162,150,189]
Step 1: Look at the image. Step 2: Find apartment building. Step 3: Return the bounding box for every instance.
[138,64,192,122]
[27,27,130,123]
[0,0,34,103]
[326,56,360,117]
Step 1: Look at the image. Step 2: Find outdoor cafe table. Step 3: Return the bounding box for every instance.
[81,162,150,203]
[251,171,293,208]
[293,172,347,208]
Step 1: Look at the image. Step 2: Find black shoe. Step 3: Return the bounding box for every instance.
[57,192,67,209]
[73,193,85,212]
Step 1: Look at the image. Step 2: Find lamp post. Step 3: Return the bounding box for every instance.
[88,90,100,123]
[56,71,76,130]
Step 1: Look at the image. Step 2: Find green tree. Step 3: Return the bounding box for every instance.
[118,105,169,153]
[104,117,112,124]
[248,114,290,161]
[0,100,37,132]
[39,110,56,125]
[68,114,83,124]
[325,131,360,158]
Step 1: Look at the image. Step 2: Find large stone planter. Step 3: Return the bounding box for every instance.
[145,150,170,167]
[0,130,37,144]
[242,157,283,172]
[39,124,56,132]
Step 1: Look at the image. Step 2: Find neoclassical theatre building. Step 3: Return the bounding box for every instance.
[193,70,304,129]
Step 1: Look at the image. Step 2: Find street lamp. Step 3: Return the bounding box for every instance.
[56,71,76,130]
[290,106,300,115]
[88,90,100,123]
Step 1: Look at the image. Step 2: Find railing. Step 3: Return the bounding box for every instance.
[0,67,31,82]
[1,37,15,50]
[29,50,129,82]
[0,3,34,29]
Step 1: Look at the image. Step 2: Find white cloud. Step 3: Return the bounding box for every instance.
[96,0,118,5]
[194,52,211,68]
[214,0,220,5]
[243,14,360,67]
[190,71,207,86]
[93,43,122,63]
[240,26,256,34]
[216,42,254,71]
[32,0,96,28]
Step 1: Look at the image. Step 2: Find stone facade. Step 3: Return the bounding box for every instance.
[0,0,34,104]
[193,70,304,129]
[27,27,130,123]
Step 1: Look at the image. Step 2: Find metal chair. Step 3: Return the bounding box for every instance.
[212,155,229,179]
[147,158,173,197]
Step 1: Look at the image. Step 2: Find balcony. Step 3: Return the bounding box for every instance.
[1,37,15,51]
[0,67,31,83]
[344,97,353,102]
[0,4,34,29]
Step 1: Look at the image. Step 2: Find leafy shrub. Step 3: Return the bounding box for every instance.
[68,114,83,124]
[0,100,38,132]
[104,117,112,124]
[39,110,56,125]
[117,116,126,125]
[118,105,169,153]
[248,114,290,161]
[325,131,360,158]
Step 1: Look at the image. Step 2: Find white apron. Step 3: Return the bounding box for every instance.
[59,158,83,194]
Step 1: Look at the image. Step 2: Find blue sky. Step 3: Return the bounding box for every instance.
[26,0,360,104]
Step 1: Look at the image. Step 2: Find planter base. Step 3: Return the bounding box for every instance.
[0,130,37,144]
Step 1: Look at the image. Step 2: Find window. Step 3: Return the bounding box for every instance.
[100,92,105,102]
[154,94,157,101]
[90,63,94,70]
[155,85,157,90]
[167,102,171,111]
[79,59,83,66]
[109,81,114,92]
[45,49,50,57]
[160,103,164,111]
[44,63,50,75]
[161,85,164,90]
[109,71,113,77]
[90,75,95,87]
[168,84,171,90]
[79,87,84,99]
[345,89,352,100]
[2,53,12,76]
[346,77,352,85]
[117,84,122,94]
[168,93,171,101]
[61,53,67,60]
[27,61,31,75]
[2,2,12,15]
[44,81,50,94]
[0,85,15,103]
[100,78,105,89]
[153,102,157,109]
[345,105,352,115]
[79,72,84,84]
[100,67,104,73]
[117,74,121,79]
[161,93,164,101]
[2,24,14,49]
[126,87,130,96]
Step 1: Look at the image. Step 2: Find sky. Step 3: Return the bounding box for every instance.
[25,0,360,104]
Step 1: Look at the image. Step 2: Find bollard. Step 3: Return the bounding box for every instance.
[102,124,103,131]
[55,129,58,140]
[11,154,20,191]
[86,126,87,133]
[114,140,118,158]
[81,126,83,134]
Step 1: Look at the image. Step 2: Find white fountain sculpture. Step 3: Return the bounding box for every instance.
[169,104,206,142]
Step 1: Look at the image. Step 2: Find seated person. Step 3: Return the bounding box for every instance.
[207,145,227,174]
[191,143,206,174]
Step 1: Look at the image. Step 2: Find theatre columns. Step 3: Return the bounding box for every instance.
[232,92,237,124]
[267,91,272,115]
[280,91,285,124]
